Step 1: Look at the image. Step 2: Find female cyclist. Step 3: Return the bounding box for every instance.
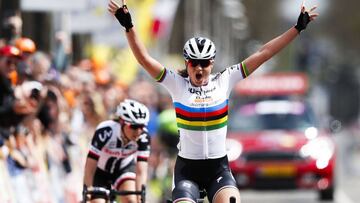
[108,1,318,202]
[83,99,151,203]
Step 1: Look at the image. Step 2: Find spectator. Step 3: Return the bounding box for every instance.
[1,12,22,45]
[0,45,36,129]
[15,37,37,84]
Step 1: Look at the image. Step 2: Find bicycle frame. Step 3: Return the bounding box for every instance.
[82,185,146,203]
[167,192,236,203]
[166,189,207,203]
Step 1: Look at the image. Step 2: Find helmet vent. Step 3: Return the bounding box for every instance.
[197,39,205,52]
[206,45,212,53]
[132,110,147,119]
[189,44,195,54]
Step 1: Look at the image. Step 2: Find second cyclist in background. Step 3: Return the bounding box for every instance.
[83,99,151,203]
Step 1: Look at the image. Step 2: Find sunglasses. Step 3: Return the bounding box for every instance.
[189,59,211,68]
[129,124,145,130]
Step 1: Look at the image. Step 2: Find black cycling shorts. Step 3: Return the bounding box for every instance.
[172,155,238,203]
[91,160,136,200]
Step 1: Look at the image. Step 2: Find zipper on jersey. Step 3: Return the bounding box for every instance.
[204,106,208,159]
[203,88,209,159]
[204,131,208,159]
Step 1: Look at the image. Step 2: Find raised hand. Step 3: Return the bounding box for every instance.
[108,0,121,15]
[295,5,319,33]
[108,0,133,32]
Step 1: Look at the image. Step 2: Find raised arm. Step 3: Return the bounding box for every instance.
[108,0,164,79]
[243,5,318,75]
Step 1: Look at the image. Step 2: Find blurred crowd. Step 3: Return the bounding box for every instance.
[0,13,177,203]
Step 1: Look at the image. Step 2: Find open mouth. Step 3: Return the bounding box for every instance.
[195,73,202,80]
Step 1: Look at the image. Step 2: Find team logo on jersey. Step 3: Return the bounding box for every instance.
[138,133,149,143]
[216,176,223,183]
[188,86,216,96]
[188,87,202,96]
[95,127,113,142]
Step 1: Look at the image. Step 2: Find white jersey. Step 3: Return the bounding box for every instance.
[88,120,150,173]
[156,62,247,159]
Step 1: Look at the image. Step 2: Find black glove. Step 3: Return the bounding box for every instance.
[294,11,311,33]
[115,5,133,32]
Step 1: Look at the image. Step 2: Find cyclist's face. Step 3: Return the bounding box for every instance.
[186,59,213,87]
[123,123,144,141]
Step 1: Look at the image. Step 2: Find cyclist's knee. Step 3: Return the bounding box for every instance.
[212,186,241,203]
[172,180,200,202]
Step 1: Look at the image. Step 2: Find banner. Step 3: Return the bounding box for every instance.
[21,0,86,11]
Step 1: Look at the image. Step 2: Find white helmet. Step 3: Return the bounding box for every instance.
[183,37,216,60]
[115,99,150,126]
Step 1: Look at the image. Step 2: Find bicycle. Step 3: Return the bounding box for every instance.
[82,184,146,203]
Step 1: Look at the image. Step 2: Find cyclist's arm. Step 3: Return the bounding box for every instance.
[108,0,163,79]
[83,124,111,187]
[83,157,97,187]
[243,27,298,75]
[135,160,148,198]
[126,28,164,79]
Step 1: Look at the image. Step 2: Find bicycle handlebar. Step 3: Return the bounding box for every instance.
[82,185,146,203]
[86,186,111,195]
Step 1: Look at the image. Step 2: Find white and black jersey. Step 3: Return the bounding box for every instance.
[87,120,150,174]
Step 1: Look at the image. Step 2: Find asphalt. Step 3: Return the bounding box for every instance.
[333,127,360,203]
